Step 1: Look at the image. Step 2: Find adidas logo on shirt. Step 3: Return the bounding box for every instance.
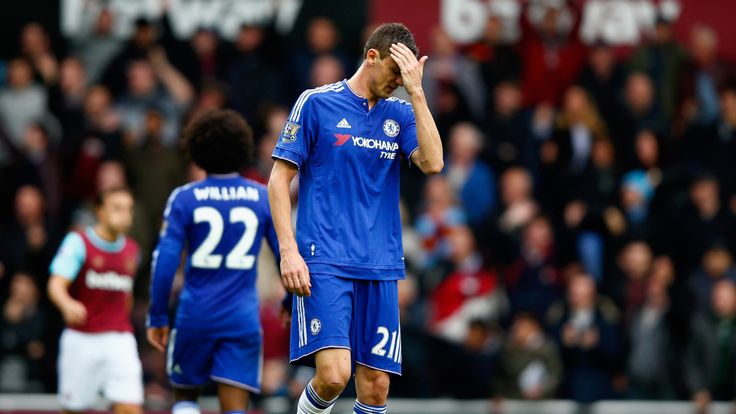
[336,118,351,128]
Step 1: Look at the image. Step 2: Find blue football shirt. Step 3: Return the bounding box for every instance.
[147,175,279,335]
[272,80,419,280]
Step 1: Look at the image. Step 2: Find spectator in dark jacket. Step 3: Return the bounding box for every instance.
[685,279,736,414]
[547,273,622,403]
[494,313,562,400]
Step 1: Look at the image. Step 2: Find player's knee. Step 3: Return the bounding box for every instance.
[315,366,351,397]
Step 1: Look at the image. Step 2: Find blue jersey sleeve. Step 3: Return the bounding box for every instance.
[271,90,317,169]
[399,104,419,166]
[49,232,86,281]
[147,187,189,328]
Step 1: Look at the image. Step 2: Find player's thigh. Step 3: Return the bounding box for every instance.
[57,329,105,410]
[167,328,217,387]
[290,274,353,364]
[211,334,262,393]
[102,332,143,406]
[352,279,402,375]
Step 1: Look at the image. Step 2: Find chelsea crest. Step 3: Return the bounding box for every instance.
[383,119,399,138]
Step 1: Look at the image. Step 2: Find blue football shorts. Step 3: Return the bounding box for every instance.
[290,273,402,375]
[166,327,262,392]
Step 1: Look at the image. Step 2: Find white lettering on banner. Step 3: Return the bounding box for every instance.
[61,0,301,40]
[441,0,681,46]
[85,270,133,292]
[193,186,260,202]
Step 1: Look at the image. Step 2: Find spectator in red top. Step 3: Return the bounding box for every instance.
[519,1,586,107]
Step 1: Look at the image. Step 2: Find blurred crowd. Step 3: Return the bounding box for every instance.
[1,0,736,411]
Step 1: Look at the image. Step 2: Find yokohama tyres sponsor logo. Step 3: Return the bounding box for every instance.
[333,134,398,152]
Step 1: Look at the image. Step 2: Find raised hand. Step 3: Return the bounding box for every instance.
[390,43,428,97]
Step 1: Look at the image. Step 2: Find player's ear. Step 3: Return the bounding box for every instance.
[365,48,380,66]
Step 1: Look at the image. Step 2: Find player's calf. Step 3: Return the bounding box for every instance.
[355,365,390,406]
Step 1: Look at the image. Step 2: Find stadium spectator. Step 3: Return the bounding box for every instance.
[630,15,688,121]
[689,244,736,314]
[20,23,59,86]
[466,13,522,106]
[17,123,62,217]
[289,17,350,98]
[423,26,485,120]
[519,1,586,106]
[668,174,736,275]
[0,57,56,148]
[48,57,88,146]
[68,7,123,84]
[626,275,675,399]
[506,215,561,318]
[483,81,536,175]
[444,122,497,228]
[613,241,654,326]
[617,73,667,169]
[115,51,193,148]
[577,42,627,130]
[415,175,466,271]
[685,280,736,413]
[547,273,622,402]
[0,186,57,283]
[102,18,161,96]
[0,272,46,392]
[245,105,288,184]
[309,55,345,88]
[227,24,284,122]
[682,84,736,203]
[539,85,608,212]
[493,312,562,399]
[679,25,728,126]
[495,166,538,246]
[428,226,503,343]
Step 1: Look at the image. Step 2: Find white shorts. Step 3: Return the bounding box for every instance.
[57,329,144,410]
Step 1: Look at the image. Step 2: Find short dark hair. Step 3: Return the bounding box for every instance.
[94,186,133,208]
[184,109,254,174]
[363,23,418,60]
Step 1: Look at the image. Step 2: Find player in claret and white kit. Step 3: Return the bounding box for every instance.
[48,187,142,414]
[147,109,279,414]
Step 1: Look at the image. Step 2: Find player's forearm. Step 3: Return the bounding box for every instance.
[147,245,179,327]
[47,276,74,311]
[410,92,444,175]
[267,167,298,253]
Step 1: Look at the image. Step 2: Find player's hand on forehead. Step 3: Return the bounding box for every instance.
[390,42,428,96]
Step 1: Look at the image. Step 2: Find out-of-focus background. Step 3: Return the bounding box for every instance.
[1,0,736,412]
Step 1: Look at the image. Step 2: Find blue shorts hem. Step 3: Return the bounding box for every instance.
[210,375,261,393]
[290,336,351,366]
[355,360,402,376]
[169,379,203,389]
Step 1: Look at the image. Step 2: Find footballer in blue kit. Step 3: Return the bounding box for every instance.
[268,24,443,414]
[147,110,279,414]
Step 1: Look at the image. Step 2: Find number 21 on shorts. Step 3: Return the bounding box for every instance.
[371,326,401,362]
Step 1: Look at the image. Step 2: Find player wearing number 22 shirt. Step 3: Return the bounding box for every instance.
[147,110,278,414]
